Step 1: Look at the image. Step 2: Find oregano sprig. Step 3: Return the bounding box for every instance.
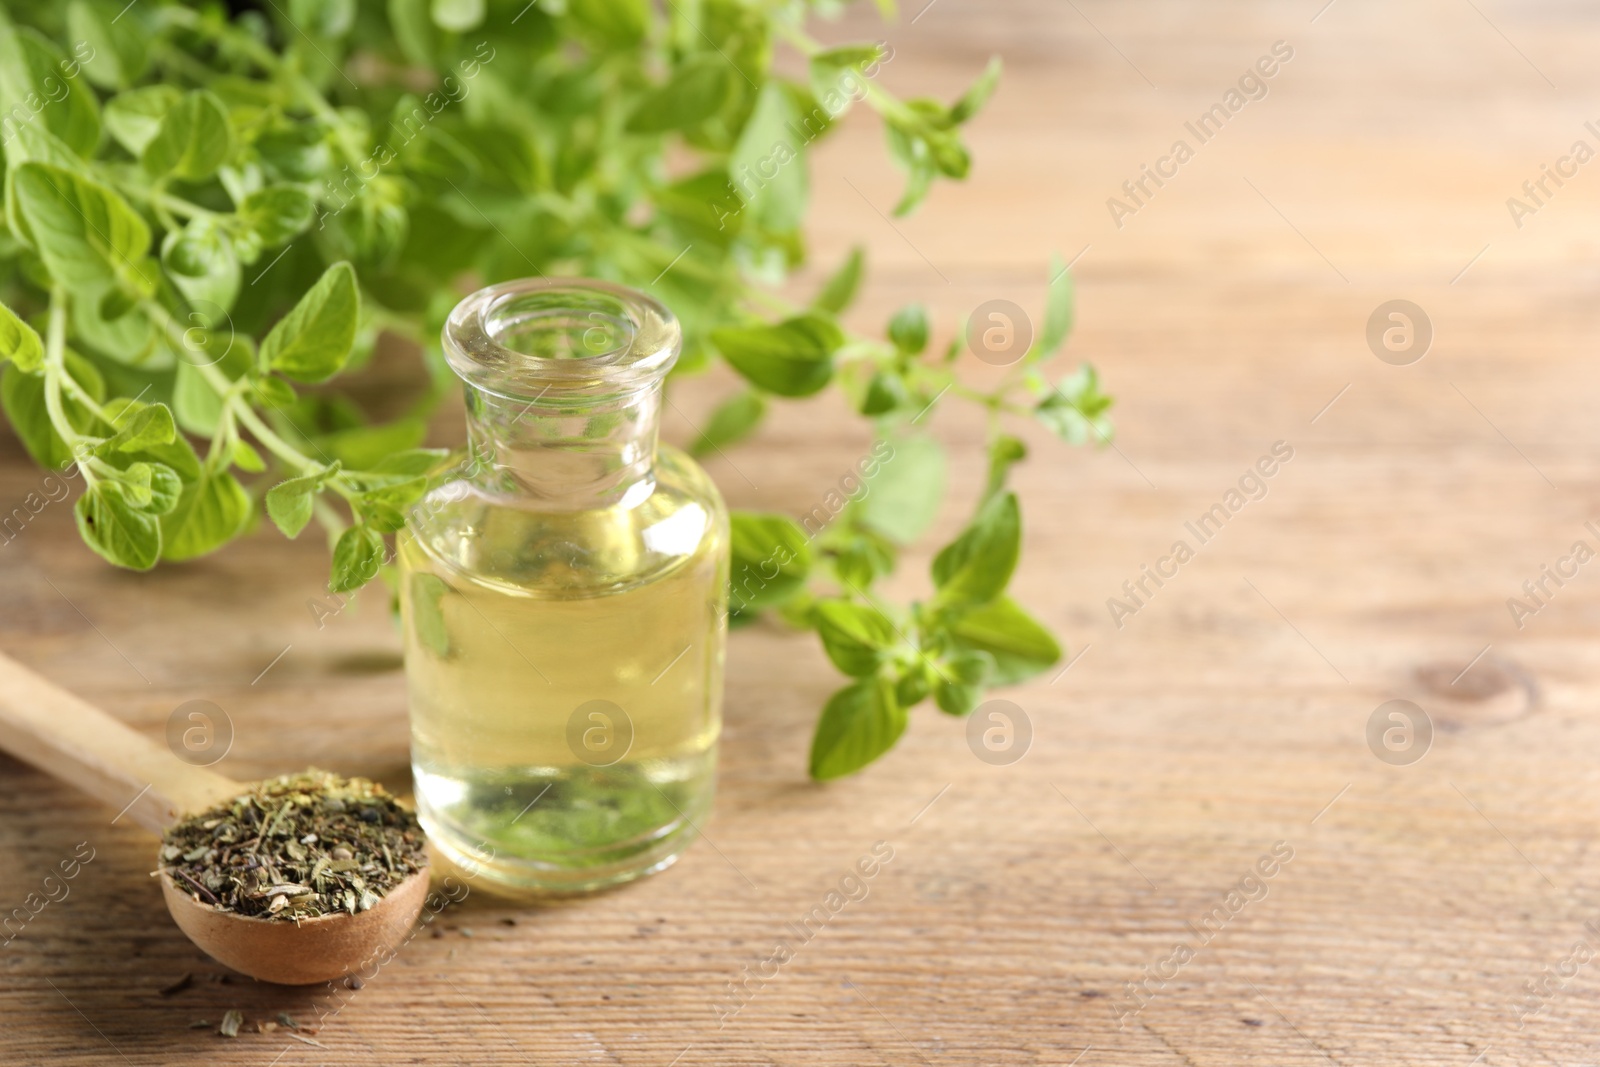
[0,0,1112,779]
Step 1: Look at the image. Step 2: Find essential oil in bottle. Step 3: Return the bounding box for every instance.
[398,279,728,893]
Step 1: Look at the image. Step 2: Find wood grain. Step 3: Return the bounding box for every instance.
[4,0,1600,1063]
[0,651,240,834]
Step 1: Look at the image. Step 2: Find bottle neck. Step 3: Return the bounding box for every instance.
[442,277,682,511]
[463,382,662,511]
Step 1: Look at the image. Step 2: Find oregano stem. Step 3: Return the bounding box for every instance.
[121,185,223,222]
[40,288,101,488]
[311,495,347,547]
[140,300,325,479]
[196,363,318,475]
[57,372,113,422]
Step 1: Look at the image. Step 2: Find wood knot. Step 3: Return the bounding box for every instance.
[1413,654,1537,729]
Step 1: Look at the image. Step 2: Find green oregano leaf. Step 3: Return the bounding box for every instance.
[431,0,485,32]
[809,677,906,781]
[832,528,897,592]
[728,83,807,233]
[885,120,937,218]
[857,435,945,545]
[9,28,100,157]
[285,0,354,38]
[728,511,811,612]
[408,572,452,657]
[1037,253,1074,358]
[815,600,899,678]
[930,490,1021,612]
[888,304,928,355]
[142,90,233,182]
[947,595,1061,685]
[983,434,1027,500]
[894,661,933,708]
[625,56,732,134]
[104,402,177,453]
[161,219,241,313]
[330,524,385,593]
[67,0,147,90]
[231,440,266,473]
[161,470,251,561]
[812,246,864,314]
[710,314,841,398]
[112,461,155,509]
[75,482,160,570]
[0,302,44,372]
[12,162,150,287]
[949,56,1002,125]
[239,187,317,247]
[360,499,408,534]
[103,85,182,156]
[1036,364,1113,446]
[937,647,993,708]
[260,262,360,383]
[691,391,766,457]
[138,463,184,516]
[859,372,908,417]
[811,43,884,71]
[1,356,100,468]
[567,0,649,46]
[368,448,450,478]
[71,282,155,364]
[254,376,298,409]
[266,461,342,540]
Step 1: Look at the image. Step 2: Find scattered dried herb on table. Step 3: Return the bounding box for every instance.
[157,972,193,997]
[156,770,425,921]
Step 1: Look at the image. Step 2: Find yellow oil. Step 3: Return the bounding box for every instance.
[397,446,727,892]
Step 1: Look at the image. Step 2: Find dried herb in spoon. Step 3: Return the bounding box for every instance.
[155,770,425,921]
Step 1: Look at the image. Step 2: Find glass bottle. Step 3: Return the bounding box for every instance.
[397,278,728,894]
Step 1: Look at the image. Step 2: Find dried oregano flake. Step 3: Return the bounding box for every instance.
[156,769,425,921]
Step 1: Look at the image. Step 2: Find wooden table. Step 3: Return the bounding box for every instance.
[4,1,1599,1062]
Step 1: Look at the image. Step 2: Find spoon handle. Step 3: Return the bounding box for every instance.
[0,650,241,833]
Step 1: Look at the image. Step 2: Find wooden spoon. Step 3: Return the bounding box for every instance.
[0,650,429,985]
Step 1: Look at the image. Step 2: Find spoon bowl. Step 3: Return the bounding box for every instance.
[0,650,431,987]
[161,867,430,985]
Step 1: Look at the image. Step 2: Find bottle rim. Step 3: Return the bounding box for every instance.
[443,277,680,401]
